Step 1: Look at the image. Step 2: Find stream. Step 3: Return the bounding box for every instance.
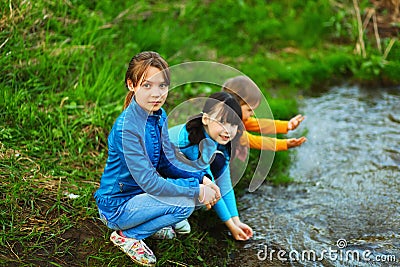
[229,85,400,267]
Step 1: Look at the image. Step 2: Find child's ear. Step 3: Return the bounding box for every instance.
[127,79,135,92]
[202,113,209,125]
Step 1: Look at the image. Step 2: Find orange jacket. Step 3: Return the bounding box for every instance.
[240,117,289,151]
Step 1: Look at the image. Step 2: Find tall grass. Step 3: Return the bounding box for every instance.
[1,0,398,266]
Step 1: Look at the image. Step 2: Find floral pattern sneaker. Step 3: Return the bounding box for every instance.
[150,226,176,240]
[110,231,156,266]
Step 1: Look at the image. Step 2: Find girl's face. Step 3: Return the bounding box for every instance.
[241,103,257,121]
[128,66,169,114]
[202,113,238,145]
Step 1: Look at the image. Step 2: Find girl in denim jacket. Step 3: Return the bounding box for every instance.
[169,92,253,241]
[94,51,220,266]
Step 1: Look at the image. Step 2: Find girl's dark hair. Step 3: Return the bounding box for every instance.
[123,51,170,109]
[186,92,243,155]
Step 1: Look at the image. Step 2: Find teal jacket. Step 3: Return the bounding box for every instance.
[168,124,228,179]
[169,124,239,222]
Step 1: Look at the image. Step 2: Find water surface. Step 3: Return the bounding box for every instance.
[231,86,400,267]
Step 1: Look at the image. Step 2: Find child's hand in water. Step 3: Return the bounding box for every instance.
[229,223,252,241]
[235,221,253,238]
[231,217,253,240]
[288,114,305,131]
[287,137,307,148]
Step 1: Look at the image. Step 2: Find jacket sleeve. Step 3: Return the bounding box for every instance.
[244,117,289,134]
[159,121,206,183]
[240,131,288,151]
[167,123,221,180]
[122,123,200,199]
[158,150,206,183]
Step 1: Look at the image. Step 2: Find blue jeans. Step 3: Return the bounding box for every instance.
[98,194,195,240]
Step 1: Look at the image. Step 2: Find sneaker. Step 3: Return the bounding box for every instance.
[150,226,176,240]
[174,219,191,235]
[110,231,156,266]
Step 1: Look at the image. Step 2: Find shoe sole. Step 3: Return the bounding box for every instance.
[110,236,155,267]
[175,230,190,235]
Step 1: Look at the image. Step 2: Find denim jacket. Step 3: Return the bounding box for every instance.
[94,100,203,211]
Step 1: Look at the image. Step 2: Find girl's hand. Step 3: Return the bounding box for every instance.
[286,137,307,148]
[202,176,213,185]
[288,114,305,131]
[235,221,253,238]
[201,176,221,210]
[199,184,219,210]
[229,224,252,241]
[202,176,221,200]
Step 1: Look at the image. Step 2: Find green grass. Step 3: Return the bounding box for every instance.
[1,0,399,266]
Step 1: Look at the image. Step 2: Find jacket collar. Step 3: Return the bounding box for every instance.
[203,127,219,146]
[203,127,231,155]
[127,99,163,121]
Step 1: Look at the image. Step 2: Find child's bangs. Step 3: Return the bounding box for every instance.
[139,60,171,86]
[211,102,242,126]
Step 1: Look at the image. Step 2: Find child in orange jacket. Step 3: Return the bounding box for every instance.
[222,76,306,156]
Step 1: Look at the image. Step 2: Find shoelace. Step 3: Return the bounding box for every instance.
[113,232,154,257]
[123,240,153,255]
[137,240,154,256]
[125,238,154,256]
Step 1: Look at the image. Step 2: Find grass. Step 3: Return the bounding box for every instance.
[1,0,399,266]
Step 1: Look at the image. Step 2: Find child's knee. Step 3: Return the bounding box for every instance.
[176,205,195,220]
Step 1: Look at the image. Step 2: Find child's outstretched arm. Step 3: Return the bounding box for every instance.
[244,117,289,135]
[241,131,306,151]
[244,114,305,134]
[241,131,288,151]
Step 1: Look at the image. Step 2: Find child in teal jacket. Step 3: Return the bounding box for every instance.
[169,92,253,241]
